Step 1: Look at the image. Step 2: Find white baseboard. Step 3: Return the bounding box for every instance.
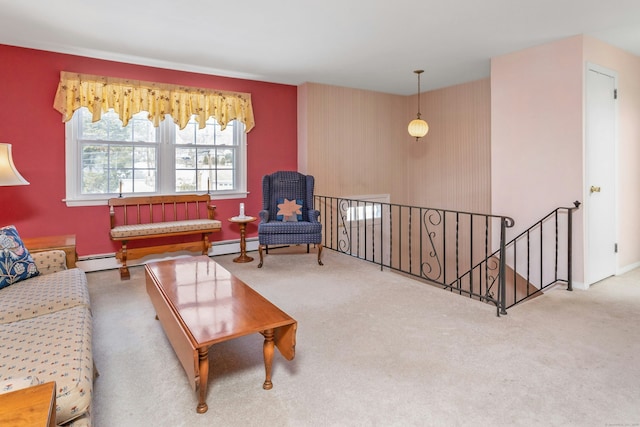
[617,261,640,276]
[574,261,640,290]
[571,280,587,290]
[211,237,259,257]
[76,238,259,272]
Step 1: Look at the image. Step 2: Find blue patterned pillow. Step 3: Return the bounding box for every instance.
[276,198,303,222]
[0,225,39,290]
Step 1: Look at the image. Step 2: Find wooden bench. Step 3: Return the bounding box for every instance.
[109,194,222,279]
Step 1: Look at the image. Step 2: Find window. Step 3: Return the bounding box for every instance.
[65,107,246,206]
[346,202,383,222]
[343,195,389,223]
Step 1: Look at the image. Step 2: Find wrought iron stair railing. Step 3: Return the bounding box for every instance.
[478,201,581,311]
[314,196,580,316]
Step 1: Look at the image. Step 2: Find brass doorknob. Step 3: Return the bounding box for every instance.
[590,185,601,193]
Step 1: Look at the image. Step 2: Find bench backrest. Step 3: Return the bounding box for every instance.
[108,194,216,229]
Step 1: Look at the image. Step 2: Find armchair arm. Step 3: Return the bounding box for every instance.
[308,209,321,223]
[259,209,270,222]
[32,250,68,275]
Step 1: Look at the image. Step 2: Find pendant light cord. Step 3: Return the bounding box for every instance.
[415,70,424,119]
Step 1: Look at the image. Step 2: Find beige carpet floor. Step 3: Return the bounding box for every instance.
[87,248,640,426]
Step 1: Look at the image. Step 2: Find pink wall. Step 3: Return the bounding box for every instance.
[0,44,298,257]
[492,35,640,285]
[491,36,585,282]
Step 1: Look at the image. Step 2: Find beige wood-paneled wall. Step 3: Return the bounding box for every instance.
[298,83,408,199]
[298,78,491,215]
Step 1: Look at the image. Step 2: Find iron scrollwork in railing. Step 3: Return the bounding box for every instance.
[337,198,351,254]
[420,208,443,283]
[483,256,500,301]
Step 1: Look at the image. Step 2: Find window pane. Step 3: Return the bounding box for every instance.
[82,144,108,171]
[133,169,156,192]
[115,172,132,194]
[176,147,196,168]
[196,121,216,145]
[216,169,234,191]
[81,144,108,194]
[132,116,157,142]
[134,146,156,168]
[216,148,235,168]
[176,169,196,192]
[79,112,107,140]
[199,170,214,192]
[176,122,197,145]
[215,122,235,146]
[112,146,134,169]
[197,149,215,169]
[133,147,157,192]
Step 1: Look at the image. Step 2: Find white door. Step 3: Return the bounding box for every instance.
[585,65,617,285]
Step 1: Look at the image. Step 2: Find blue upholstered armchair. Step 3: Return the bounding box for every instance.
[257,171,323,267]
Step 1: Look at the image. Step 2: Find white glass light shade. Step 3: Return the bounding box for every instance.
[0,143,29,186]
[408,118,429,139]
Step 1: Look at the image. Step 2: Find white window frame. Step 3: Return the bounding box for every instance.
[343,194,389,223]
[64,109,247,207]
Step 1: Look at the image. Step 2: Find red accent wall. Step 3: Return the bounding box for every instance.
[0,44,298,256]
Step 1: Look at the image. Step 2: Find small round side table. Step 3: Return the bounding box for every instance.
[228,216,257,263]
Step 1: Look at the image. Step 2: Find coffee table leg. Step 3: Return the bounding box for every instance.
[196,347,209,413]
[262,329,274,390]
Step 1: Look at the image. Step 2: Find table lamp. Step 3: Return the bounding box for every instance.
[0,143,29,186]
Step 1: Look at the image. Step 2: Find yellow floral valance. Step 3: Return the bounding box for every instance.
[53,71,255,132]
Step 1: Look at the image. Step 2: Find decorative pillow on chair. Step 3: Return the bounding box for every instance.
[276,198,303,222]
[0,225,39,290]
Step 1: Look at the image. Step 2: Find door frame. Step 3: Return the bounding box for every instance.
[584,62,618,287]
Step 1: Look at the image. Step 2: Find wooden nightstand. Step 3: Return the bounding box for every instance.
[23,235,77,268]
[0,381,57,427]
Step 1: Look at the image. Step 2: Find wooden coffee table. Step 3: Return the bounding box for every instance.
[145,255,297,414]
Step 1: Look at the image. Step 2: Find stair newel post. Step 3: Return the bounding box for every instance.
[566,201,580,292]
[498,217,508,316]
[566,207,573,292]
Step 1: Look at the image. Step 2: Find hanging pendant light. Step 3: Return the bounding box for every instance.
[408,70,429,140]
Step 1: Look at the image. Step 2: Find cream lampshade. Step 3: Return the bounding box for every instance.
[408,118,429,139]
[0,143,29,186]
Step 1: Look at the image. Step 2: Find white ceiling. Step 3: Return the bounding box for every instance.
[1,0,639,95]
